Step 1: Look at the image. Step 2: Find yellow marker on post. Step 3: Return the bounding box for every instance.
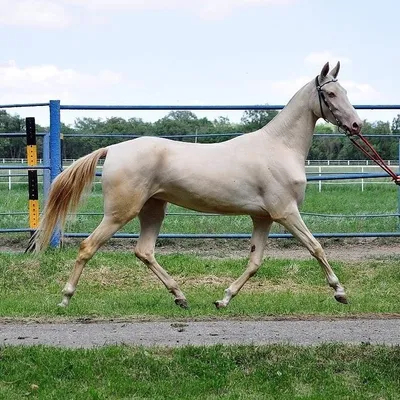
[26,117,39,231]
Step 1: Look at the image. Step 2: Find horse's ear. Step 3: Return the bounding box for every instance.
[330,61,340,78]
[319,62,330,79]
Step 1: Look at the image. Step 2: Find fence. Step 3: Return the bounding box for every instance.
[2,162,399,192]
[1,101,400,243]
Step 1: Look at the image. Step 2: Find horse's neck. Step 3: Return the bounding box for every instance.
[262,82,318,159]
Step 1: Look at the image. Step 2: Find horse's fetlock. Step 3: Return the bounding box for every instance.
[168,284,179,294]
[62,283,75,296]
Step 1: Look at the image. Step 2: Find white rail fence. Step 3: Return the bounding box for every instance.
[1,160,399,192]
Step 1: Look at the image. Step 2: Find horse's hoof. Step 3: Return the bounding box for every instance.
[214,300,226,309]
[57,302,67,308]
[175,298,188,309]
[334,294,348,304]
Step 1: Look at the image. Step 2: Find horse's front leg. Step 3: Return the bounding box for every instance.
[215,216,272,308]
[277,209,347,304]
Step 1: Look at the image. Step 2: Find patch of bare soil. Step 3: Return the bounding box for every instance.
[112,237,400,262]
[1,236,399,262]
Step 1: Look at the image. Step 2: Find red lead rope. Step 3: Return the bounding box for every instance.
[346,132,400,185]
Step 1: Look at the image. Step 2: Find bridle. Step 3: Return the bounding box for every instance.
[315,75,400,185]
[315,75,346,133]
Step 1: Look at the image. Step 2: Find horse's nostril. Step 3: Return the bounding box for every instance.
[352,122,360,132]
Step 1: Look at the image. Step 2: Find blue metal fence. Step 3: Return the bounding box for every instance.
[1,101,400,243]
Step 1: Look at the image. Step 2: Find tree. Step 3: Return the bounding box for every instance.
[308,123,340,160]
[153,111,212,141]
[240,108,278,132]
[361,120,395,160]
[391,114,400,133]
[0,110,25,158]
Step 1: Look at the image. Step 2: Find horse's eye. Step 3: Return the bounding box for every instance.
[327,91,336,98]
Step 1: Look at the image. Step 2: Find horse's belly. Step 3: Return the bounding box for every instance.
[154,188,262,216]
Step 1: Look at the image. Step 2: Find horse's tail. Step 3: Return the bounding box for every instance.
[27,147,108,253]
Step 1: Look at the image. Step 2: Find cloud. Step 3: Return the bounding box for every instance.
[0,0,298,27]
[340,80,380,103]
[65,0,295,11]
[304,51,352,67]
[269,76,379,103]
[0,0,71,28]
[0,60,123,104]
[66,0,298,19]
[270,76,312,99]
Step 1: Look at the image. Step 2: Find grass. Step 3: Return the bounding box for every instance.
[0,183,399,235]
[0,344,399,399]
[1,179,399,400]
[0,249,399,319]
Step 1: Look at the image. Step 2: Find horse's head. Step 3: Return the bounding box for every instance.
[312,62,362,135]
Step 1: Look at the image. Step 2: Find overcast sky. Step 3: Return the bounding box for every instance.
[1,0,399,127]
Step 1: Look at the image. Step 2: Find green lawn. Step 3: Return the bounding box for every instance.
[0,183,399,235]
[0,250,399,319]
[1,344,399,399]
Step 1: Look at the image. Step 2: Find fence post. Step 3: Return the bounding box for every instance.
[26,117,39,234]
[49,100,62,247]
[43,133,50,203]
[398,139,400,231]
[318,166,322,192]
[361,166,364,192]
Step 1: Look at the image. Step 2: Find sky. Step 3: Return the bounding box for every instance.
[1,0,399,128]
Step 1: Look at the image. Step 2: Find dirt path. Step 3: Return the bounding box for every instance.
[1,318,400,348]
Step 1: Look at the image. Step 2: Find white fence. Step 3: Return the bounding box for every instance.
[1,160,399,191]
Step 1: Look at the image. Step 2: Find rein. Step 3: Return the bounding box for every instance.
[315,76,400,185]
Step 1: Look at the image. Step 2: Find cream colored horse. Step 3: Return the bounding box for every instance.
[31,61,362,309]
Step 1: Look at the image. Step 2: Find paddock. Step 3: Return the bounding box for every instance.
[1,101,400,399]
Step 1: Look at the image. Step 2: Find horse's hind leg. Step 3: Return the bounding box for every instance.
[277,209,347,304]
[135,198,188,309]
[58,215,132,307]
[215,216,273,308]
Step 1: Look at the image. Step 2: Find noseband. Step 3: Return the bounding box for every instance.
[315,75,347,133]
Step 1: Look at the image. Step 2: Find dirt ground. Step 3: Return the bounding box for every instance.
[150,237,400,262]
[89,236,400,262]
[1,235,399,262]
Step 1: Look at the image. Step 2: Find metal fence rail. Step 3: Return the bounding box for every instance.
[1,101,400,242]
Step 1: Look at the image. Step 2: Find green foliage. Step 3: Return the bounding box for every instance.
[0,109,398,160]
[392,114,400,133]
[0,344,400,399]
[0,183,398,234]
[0,249,399,318]
[240,108,278,132]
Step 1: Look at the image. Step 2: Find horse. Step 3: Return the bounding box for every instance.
[30,61,362,309]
